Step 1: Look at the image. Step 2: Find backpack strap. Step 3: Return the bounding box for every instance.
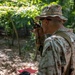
[55,31,73,75]
[55,31,72,46]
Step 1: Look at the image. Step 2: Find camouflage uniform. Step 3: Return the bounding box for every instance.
[35,5,75,75]
[37,28,75,75]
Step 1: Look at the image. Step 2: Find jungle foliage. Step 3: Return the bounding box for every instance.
[0,0,75,55]
[0,0,75,34]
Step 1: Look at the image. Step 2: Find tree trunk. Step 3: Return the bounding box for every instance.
[10,18,21,56]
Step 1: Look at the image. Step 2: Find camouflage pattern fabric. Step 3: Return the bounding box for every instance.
[37,28,75,75]
[35,5,67,21]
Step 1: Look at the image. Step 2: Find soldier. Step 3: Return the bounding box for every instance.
[34,4,75,75]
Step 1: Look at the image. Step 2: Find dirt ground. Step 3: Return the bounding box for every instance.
[0,38,39,75]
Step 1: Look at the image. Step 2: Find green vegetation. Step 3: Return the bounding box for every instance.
[0,0,75,31]
[0,0,75,55]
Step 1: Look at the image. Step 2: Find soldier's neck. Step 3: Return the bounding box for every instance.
[49,24,65,35]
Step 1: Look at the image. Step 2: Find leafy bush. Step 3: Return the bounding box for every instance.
[0,0,75,53]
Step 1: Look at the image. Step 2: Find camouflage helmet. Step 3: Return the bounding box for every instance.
[35,5,67,21]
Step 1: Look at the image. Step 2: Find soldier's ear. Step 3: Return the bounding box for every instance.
[45,19,49,24]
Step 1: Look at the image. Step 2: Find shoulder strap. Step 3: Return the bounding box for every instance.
[55,31,73,75]
[55,31,72,46]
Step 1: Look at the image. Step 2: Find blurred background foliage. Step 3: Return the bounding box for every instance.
[0,0,75,53]
[0,0,75,33]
